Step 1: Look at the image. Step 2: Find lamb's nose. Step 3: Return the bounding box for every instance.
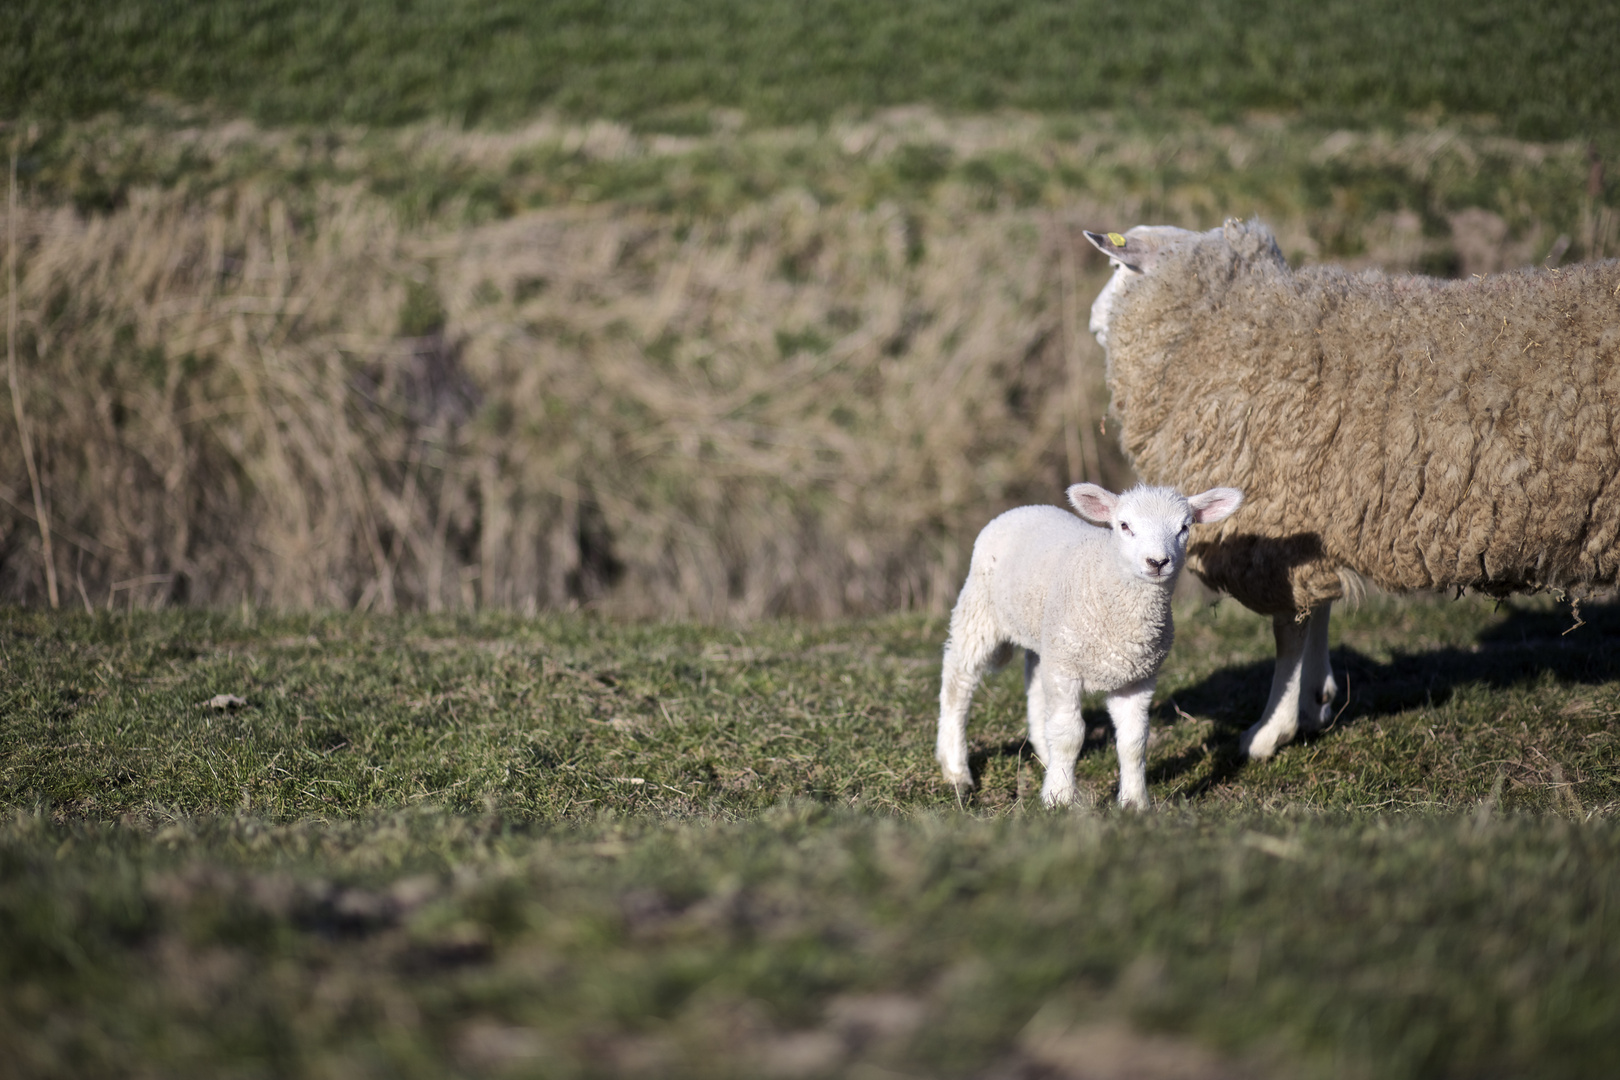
[1146,556,1169,573]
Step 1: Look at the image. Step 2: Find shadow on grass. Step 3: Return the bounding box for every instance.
[964,719,1141,800]
[1148,599,1620,793]
[969,738,1036,778]
[954,602,1620,798]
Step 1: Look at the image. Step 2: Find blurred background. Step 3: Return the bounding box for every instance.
[1,0,1616,618]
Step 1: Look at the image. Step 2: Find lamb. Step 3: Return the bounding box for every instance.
[936,482,1243,809]
[1083,219,1620,760]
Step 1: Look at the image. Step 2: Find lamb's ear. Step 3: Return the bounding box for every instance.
[1067,483,1118,526]
[1187,487,1244,524]
[1083,228,1161,274]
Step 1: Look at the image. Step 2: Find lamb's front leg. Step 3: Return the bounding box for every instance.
[1036,667,1085,807]
[1105,677,1155,810]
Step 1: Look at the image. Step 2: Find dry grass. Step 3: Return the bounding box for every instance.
[2,111,1613,617]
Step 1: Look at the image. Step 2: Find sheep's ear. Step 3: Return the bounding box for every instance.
[1187,487,1244,524]
[1068,483,1118,526]
[1222,218,1288,267]
[1083,229,1160,274]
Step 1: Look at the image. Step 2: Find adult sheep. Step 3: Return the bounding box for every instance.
[1083,219,1620,759]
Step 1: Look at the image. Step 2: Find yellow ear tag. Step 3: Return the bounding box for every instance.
[1107,232,1126,246]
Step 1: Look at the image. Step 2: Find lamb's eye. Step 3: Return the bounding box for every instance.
[1179,524,1189,536]
[1119,521,1133,536]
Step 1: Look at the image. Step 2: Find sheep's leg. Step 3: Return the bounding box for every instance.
[1242,609,1310,759]
[1023,649,1048,767]
[936,588,1006,795]
[1037,667,1086,807]
[1297,602,1337,733]
[1241,602,1337,759]
[1105,677,1156,810]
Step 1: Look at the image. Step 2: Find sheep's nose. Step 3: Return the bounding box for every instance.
[1145,556,1169,573]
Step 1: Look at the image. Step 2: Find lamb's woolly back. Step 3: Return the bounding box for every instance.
[1091,219,1620,617]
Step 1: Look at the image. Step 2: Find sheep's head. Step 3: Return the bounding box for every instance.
[1082,220,1286,349]
[1082,225,1198,349]
[1068,483,1244,585]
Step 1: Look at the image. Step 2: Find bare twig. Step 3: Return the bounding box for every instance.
[1326,668,1352,730]
[1563,597,1586,636]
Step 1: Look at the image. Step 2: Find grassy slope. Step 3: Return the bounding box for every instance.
[4,597,1619,1077]
[3,0,1618,139]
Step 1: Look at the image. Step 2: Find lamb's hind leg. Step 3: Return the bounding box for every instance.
[1024,649,1048,767]
[1241,602,1333,759]
[936,586,1009,794]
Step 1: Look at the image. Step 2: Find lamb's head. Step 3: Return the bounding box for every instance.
[1069,482,1244,586]
[1082,219,1287,349]
[1082,225,1199,349]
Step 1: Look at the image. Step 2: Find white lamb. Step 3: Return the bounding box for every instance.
[937,483,1244,809]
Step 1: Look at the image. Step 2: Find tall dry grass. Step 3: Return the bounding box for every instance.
[2,182,429,611]
[0,165,1124,617]
[431,196,1134,619]
[3,113,1611,617]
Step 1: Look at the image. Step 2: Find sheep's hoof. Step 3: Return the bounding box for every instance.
[1300,688,1337,733]
[1238,722,1292,761]
[940,768,974,796]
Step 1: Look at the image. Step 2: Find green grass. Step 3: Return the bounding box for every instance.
[4,0,1618,139]
[15,107,1615,291]
[6,596,1617,821]
[4,596,1620,1076]
[5,5,1618,1073]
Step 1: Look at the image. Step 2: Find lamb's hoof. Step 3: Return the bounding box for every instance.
[940,768,974,797]
[1040,783,1076,808]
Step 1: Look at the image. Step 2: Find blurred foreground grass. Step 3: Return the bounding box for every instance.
[7,808,1618,1079]
[3,596,1619,1077]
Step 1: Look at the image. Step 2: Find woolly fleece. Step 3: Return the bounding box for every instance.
[1096,219,1620,617]
[937,483,1241,807]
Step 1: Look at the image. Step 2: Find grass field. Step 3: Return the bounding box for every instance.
[5,0,1619,139]
[5,3,1620,1076]
[5,595,1620,1077]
